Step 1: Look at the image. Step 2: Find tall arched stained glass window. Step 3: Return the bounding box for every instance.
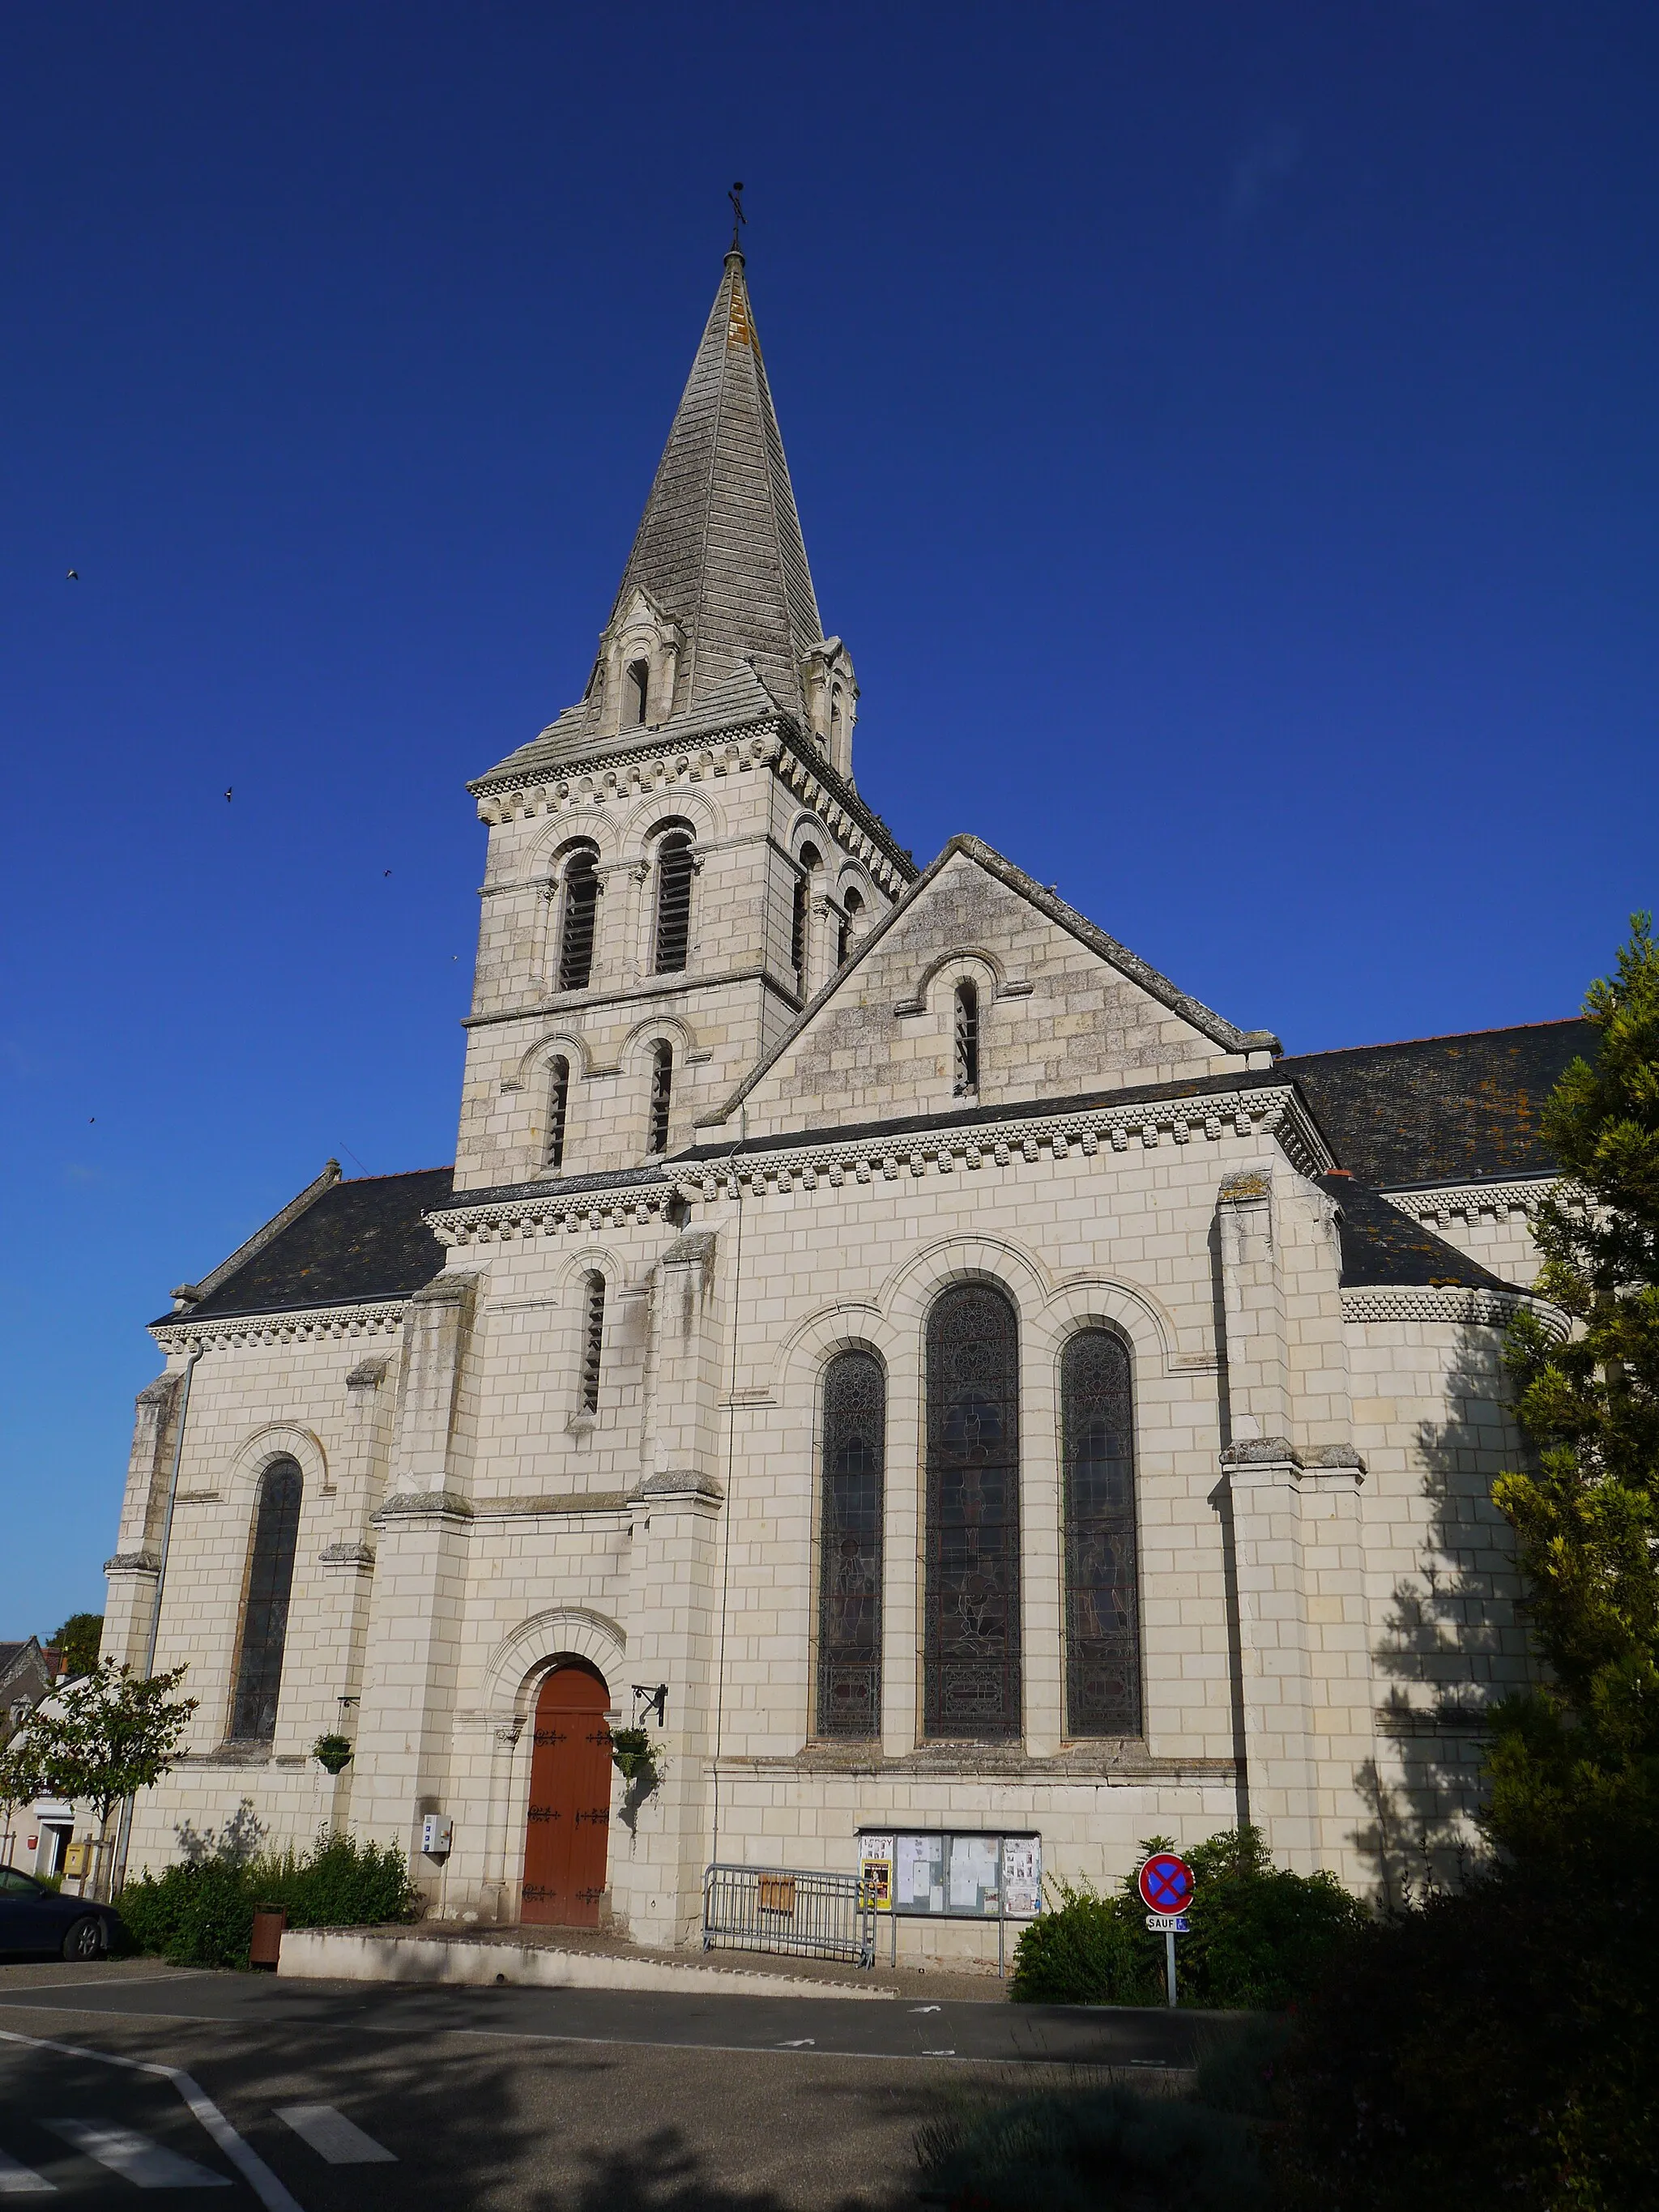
[1062,1330,1142,1736]
[816,1351,885,1737]
[230,1457,303,1742]
[924,1284,1021,1739]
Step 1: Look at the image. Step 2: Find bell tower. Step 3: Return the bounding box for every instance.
[450,245,913,1195]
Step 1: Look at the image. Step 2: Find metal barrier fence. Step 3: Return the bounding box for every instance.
[702,1862,876,1968]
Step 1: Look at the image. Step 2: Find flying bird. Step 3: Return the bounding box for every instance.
[66,569,78,581]
[224,788,232,803]
[384,868,392,877]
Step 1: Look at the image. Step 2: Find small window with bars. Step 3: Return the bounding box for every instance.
[648,1041,673,1153]
[653,833,694,973]
[544,1055,570,1170]
[557,848,600,992]
[579,1272,606,1413]
[953,979,980,1095]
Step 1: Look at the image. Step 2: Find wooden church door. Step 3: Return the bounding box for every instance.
[521,1663,612,1926]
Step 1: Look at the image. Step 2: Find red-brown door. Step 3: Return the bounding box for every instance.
[521,1663,612,1926]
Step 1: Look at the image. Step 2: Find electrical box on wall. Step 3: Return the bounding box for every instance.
[420,1814,453,1858]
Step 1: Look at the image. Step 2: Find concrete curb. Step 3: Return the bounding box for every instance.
[276,1928,895,2000]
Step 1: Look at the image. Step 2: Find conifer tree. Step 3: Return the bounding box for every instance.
[1490,912,1659,1852]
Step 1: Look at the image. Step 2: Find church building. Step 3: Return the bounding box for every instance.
[101,243,1579,1960]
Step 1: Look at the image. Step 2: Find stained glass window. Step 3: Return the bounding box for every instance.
[1062,1329,1142,1735]
[924,1284,1021,1739]
[230,1457,302,1742]
[816,1350,885,1737]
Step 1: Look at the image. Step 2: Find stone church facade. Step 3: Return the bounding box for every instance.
[102,245,1580,1960]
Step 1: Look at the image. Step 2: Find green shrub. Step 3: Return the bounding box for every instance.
[915,2080,1267,2212]
[1009,1827,1366,2010]
[119,1828,420,1968]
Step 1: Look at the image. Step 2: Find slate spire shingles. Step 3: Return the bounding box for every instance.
[598,249,825,723]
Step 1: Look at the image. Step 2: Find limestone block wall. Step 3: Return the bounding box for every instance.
[728,848,1258,1139]
[1380,1188,1546,1289]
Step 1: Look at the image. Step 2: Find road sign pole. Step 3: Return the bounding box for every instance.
[1165,1929,1176,2007]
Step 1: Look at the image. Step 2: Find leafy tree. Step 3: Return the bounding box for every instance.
[46,1614,104,1681]
[21,1663,197,1900]
[0,1736,44,1868]
[1489,911,1659,1856]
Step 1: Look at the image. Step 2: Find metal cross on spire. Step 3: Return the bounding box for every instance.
[727,180,747,252]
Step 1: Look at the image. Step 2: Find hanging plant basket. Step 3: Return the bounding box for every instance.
[609,1727,657,1785]
[312,1733,354,1775]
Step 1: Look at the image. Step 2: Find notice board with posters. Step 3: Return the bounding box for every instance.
[857,1830,1042,1919]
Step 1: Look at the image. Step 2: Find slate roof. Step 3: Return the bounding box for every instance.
[1280,1019,1594,1189]
[1315,1174,1512,1290]
[159,1169,454,1324]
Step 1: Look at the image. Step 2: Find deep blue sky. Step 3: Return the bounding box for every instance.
[4,3,1656,1633]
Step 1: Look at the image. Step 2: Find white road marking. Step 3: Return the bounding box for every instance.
[774,2039,815,2048]
[0,2031,304,2212]
[44,2122,230,2189]
[0,2146,54,2194]
[921,2048,956,2057]
[909,2005,941,2013]
[275,2108,395,2165]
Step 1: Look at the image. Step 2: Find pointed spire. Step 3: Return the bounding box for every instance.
[591,246,826,728]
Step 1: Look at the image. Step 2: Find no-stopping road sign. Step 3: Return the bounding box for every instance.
[1137,1852,1195,1916]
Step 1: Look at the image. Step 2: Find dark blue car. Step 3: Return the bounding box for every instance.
[0,1866,125,1959]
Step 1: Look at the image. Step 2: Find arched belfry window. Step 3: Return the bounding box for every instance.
[647,1041,673,1153]
[1062,1331,1142,1735]
[557,846,600,993]
[791,843,822,995]
[544,1055,570,1170]
[837,887,864,967]
[652,832,694,974]
[230,1457,303,1742]
[579,1272,606,1413]
[953,980,979,1095]
[626,658,650,726]
[924,1284,1021,1739]
[817,1350,885,1737]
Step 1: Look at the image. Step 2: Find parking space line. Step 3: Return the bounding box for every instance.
[44,2122,230,2190]
[0,2031,304,2212]
[0,2146,54,2194]
[275,2108,395,2166]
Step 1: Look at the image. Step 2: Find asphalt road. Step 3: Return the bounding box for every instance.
[0,1961,1209,2210]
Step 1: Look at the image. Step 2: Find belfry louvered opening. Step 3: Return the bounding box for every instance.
[544,1055,570,1170]
[647,1042,673,1153]
[579,1272,606,1413]
[791,842,822,995]
[653,833,694,974]
[837,887,864,967]
[557,846,601,992]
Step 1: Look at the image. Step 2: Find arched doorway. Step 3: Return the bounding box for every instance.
[521,1661,612,1926]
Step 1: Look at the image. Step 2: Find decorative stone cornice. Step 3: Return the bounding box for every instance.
[1382,1177,1558,1225]
[431,1184,677,1247]
[1340,1284,1567,1334]
[469,720,911,893]
[1218,1439,1367,1477]
[151,1300,409,1353]
[104,1549,160,1576]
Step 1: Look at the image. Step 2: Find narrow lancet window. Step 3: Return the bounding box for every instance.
[791,843,821,996]
[230,1457,303,1742]
[837,888,863,967]
[557,848,600,992]
[953,980,979,1094]
[817,1351,885,1737]
[579,1272,606,1413]
[627,658,650,726]
[648,1042,672,1153]
[1062,1330,1142,1735]
[924,1283,1021,1739]
[653,833,693,974]
[544,1055,570,1170]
